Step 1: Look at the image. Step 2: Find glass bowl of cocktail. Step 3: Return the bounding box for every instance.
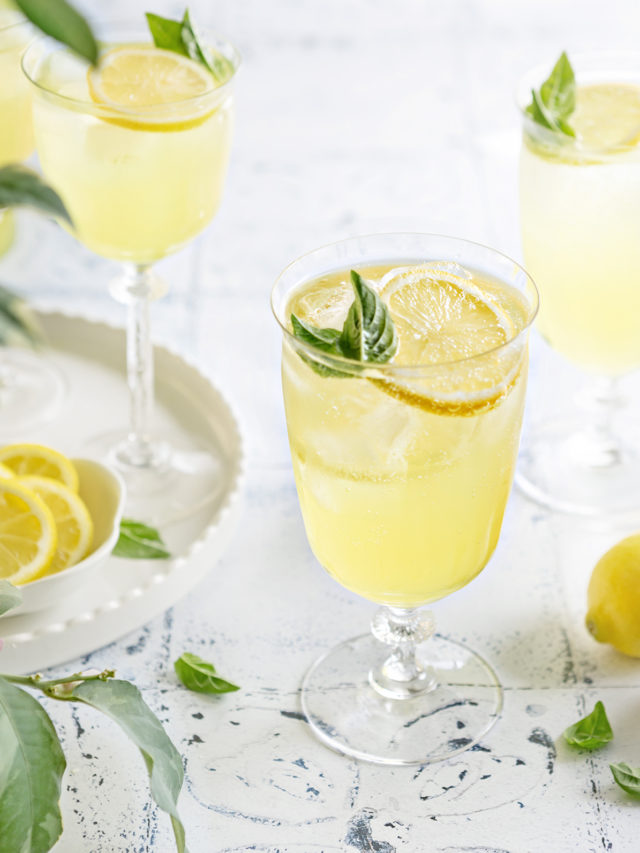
[272,234,538,765]
[21,17,240,519]
[517,52,640,517]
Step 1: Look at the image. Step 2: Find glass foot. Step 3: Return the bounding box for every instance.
[84,428,226,526]
[0,349,66,436]
[517,414,640,519]
[301,632,503,765]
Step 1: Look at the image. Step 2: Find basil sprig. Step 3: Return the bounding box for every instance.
[563,700,613,750]
[291,270,398,378]
[0,166,71,225]
[146,8,234,83]
[526,51,576,137]
[14,0,98,65]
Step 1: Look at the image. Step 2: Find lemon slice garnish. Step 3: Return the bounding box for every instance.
[19,476,93,574]
[0,479,57,584]
[0,463,15,480]
[0,443,79,491]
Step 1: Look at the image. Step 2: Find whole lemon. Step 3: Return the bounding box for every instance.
[586,534,640,658]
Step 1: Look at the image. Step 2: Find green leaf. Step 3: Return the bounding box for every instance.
[0,580,22,616]
[526,51,576,137]
[563,700,613,750]
[72,678,188,853]
[174,652,240,695]
[14,0,98,65]
[145,12,189,57]
[146,7,234,83]
[290,270,397,379]
[0,166,72,225]
[610,762,640,797]
[113,518,171,560]
[0,677,66,853]
[0,284,44,348]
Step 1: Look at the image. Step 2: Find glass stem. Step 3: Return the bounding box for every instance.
[573,375,623,468]
[369,606,437,699]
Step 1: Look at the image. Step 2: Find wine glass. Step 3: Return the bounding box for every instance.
[272,233,538,764]
[0,7,66,433]
[517,52,640,517]
[22,23,240,519]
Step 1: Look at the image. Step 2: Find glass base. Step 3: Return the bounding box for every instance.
[84,428,225,525]
[301,632,503,765]
[517,414,640,519]
[0,349,66,436]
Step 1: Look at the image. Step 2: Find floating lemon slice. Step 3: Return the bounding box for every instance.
[375,263,527,416]
[0,443,79,491]
[19,476,93,574]
[0,479,57,584]
[88,44,215,131]
[572,83,640,150]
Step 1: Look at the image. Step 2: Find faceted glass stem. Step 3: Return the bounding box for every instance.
[369,606,438,699]
[571,375,623,469]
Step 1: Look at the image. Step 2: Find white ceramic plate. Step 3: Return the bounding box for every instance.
[0,311,244,675]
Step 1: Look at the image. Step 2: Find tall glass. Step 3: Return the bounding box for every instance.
[517,53,640,517]
[272,234,538,764]
[22,25,239,518]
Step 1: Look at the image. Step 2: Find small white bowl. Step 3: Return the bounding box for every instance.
[2,458,126,617]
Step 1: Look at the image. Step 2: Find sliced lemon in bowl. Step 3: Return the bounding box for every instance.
[0,479,57,585]
[0,463,15,479]
[20,476,93,574]
[0,443,79,491]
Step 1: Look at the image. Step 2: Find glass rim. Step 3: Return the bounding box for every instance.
[271,232,539,375]
[516,50,640,155]
[0,11,30,39]
[21,25,241,116]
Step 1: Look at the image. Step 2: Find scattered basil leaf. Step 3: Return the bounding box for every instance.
[0,580,22,617]
[174,652,240,695]
[146,8,234,83]
[14,0,98,66]
[610,762,640,797]
[0,284,44,348]
[113,518,171,560]
[563,700,613,750]
[0,677,66,853]
[0,166,72,225]
[73,679,187,852]
[526,51,576,137]
[290,270,397,379]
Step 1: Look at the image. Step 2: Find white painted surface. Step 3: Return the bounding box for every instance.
[2,0,640,850]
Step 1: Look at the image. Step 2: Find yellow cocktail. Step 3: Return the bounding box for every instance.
[273,234,537,765]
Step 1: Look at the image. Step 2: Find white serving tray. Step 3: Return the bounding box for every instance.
[0,311,245,675]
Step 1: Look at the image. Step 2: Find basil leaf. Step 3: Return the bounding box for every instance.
[174,652,239,695]
[73,678,188,853]
[145,12,189,57]
[610,762,640,797]
[146,8,233,84]
[0,580,22,617]
[113,518,171,560]
[563,701,613,750]
[0,284,44,348]
[0,165,72,225]
[14,0,98,65]
[526,51,576,137]
[0,677,66,853]
[290,270,397,378]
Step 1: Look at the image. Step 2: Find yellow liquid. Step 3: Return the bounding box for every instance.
[520,83,640,375]
[29,44,234,264]
[282,264,529,607]
[0,12,33,165]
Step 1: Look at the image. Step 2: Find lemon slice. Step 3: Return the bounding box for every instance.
[572,83,640,150]
[0,444,79,491]
[0,480,57,584]
[376,263,527,416]
[88,45,215,131]
[19,476,93,574]
[0,463,15,479]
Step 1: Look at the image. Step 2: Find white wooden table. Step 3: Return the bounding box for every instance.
[2,0,639,850]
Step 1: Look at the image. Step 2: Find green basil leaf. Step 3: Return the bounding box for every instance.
[145,12,189,57]
[113,518,171,560]
[0,580,22,616]
[0,677,66,853]
[72,678,188,853]
[563,700,613,750]
[174,652,240,695]
[0,165,72,224]
[0,284,44,348]
[14,0,98,65]
[610,761,640,797]
[146,8,233,83]
[526,51,576,137]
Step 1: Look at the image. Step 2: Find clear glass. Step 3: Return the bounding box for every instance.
[22,25,240,518]
[0,10,66,434]
[272,233,538,764]
[517,52,640,517]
